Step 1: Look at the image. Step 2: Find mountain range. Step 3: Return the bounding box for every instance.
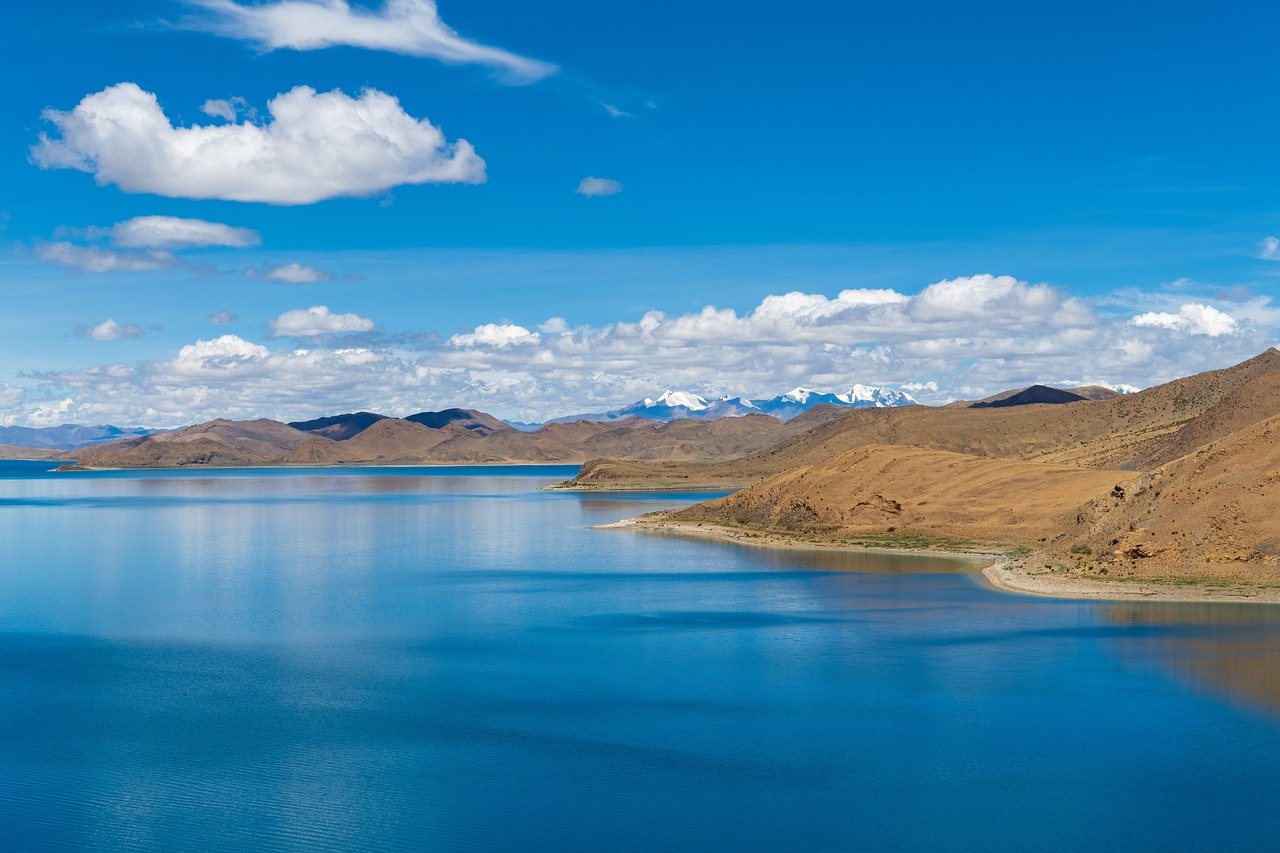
[6,353,1276,597]
[53,405,852,469]
[0,423,160,450]
[0,384,923,449]
[535,384,919,427]
[568,348,1280,593]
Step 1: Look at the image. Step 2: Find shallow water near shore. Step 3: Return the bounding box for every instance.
[2,461,1279,851]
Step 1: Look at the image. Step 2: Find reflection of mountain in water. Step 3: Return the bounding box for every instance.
[1100,603,1280,719]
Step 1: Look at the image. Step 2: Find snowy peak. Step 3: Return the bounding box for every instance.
[839,385,918,407]
[652,389,708,411]
[780,387,811,404]
[755,384,917,419]
[544,382,916,426]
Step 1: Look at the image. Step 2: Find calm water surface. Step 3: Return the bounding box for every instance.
[1,461,1279,851]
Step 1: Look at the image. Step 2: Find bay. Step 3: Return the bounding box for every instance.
[1,462,1278,851]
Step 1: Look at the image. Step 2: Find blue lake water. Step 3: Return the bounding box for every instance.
[2,461,1279,851]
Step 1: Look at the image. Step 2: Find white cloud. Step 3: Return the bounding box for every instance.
[104,215,260,249]
[269,305,375,337]
[76,319,144,341]
[186,0,556,83]
[173,334,271,372]
[32,83,485,205]
[209,311,240,325]
[0,384,26,407]
[250,262,331,284]
[1261,236,1280,260]
[907,274,1086,324]
[6,274,1273,427]
[201,98,237,121]
[1130,303,1237,337]
[448,323,540,347]
[576,176,623,197]
[37,242,175,273]
[538,317,570,334]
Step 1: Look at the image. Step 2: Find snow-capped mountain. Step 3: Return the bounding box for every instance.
[615,390,710,418]
[537,384,915,426]
[753,385,917,420]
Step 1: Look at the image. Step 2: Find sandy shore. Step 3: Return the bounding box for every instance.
[982,563,1280,604]
[602,514,1280,605]
[594,515,1001,565]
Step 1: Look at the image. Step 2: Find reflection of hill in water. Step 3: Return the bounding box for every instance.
[1101,603,1280,719]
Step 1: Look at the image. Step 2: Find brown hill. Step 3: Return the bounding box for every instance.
[282,418,468,464]
[564,349,1280,489]
[63,409,809,469]
[948,384,1121,408]
[404,408,511,436]
[0,443,60,461]
[66,419,313,468]
[1124,366,1280,470]
[970,385,1088,408]
[669,445,1121,546]
[615,351,1280,588]
[1048,412,1280,577]
[414,412,797,464]
[288,411,387,440]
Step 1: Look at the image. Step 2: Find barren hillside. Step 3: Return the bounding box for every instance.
[563,349,1280,489]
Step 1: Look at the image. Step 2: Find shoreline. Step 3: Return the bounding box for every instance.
[594,514,1003,565]
[602,514,1280,605]
[542,481,744,492]
[46,460,583,473]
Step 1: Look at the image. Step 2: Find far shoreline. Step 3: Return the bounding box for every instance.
[602,514,1280,605]
[43,460,583,473]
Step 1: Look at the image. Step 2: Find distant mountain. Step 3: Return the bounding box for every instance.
[288,409,511,440]
[950,384,1134,409]
[67,418,314,468]
[752,386,917,420]
[288,411,388,441]
[404,408,511,437]
[59,411,813,469]
[540,384,916,426]
[971,385,1089,408]
[0,424,161,451]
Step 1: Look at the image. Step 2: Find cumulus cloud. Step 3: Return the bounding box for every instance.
[1130,303,1238,337]
[104,215,260,249]
[0,384,25,410]
[37,242,175,273]
[576,177,623,197]
[36,215,258,274]
[249,262,331,284]
[186,0,556,83]
[209,311,240,325]
[76,319,144,341]
[201,98,236,121]
[448,323,540,347]
[1260,237,1280,260]
[269,305,375,337]
[31,83,485,205]
[7,274,1273,428]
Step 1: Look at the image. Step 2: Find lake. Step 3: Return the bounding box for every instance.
[1,462,1279,851]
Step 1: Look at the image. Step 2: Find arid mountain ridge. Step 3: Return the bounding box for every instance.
[49,405,854,469]
[10,351,1280,588]
[29,373,1126,469]
[609,349,1280,587]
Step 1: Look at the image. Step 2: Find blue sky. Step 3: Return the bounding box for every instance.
[1,0,1278,426]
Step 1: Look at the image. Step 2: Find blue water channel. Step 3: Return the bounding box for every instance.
[1,461,1278,851]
